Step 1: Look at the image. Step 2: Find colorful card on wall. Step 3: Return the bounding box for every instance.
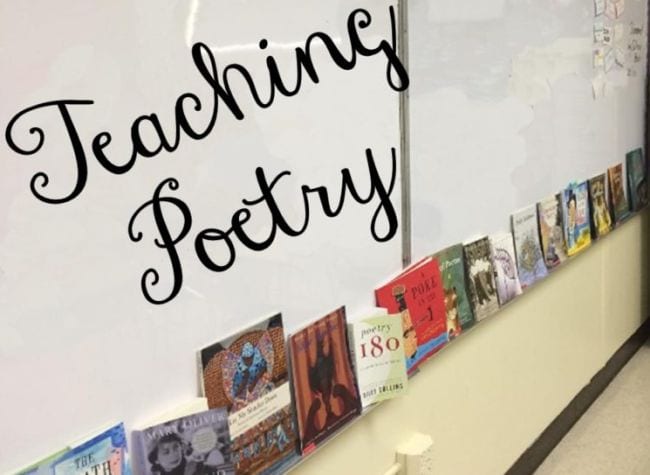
[462,237,499,321]
[132,409,234,475]
[490,233,522,305]
[52,423,131,475]
[563,182,592,256]
[200,313,297,475]
[588,173,613,238]
[288,307,361,455]
[375,256,448,374]
[348,311,408,409]
[511,205,548,288]
[434,244,476,338]
[626,148,648,211]
[537,194,568,268]
[608,163,631,223]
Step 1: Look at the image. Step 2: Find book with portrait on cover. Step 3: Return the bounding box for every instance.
[463,237,499,321]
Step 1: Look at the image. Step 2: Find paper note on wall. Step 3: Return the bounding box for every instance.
[594,0,605,16]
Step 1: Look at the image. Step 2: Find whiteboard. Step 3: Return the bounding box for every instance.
[408,0,647,259]
[0,1,403,470]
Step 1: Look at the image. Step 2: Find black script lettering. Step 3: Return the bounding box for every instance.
[128,178,193,305]
[130,147,398,304]
[5,6,408,204]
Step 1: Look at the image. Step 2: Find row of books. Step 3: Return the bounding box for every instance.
[15,149,648,475]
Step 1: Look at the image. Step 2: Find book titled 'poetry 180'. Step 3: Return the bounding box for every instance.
[348,311,407,409]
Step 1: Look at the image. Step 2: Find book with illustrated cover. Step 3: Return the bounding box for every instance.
[52,423,131,475]
[375,256,448,374]
[490,233,522,305]
[588,174,613,238]
[626,148,648,211]
[348,310,408,409]
[132,408,234,475]
[200,313,297,475]
[434,244,475,338]
[288,307,361,455]
[563,182,592,256]
[511,205,548,288]
[608,164,631,224]
[537,194,568,268]
[462,237,499,321]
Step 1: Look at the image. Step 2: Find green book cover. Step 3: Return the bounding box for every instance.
[435,244,476,337]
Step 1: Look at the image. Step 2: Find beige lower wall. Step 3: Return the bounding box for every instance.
[293,210,650,475]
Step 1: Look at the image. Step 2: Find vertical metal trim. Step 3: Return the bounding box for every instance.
[398,0,412,268]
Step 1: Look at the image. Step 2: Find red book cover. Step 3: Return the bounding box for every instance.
[374,257,449,374]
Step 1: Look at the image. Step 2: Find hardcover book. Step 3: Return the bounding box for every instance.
[626,148,648,211]
[588,174,613,238]
[511,205,548,288]
[608,163,631,223]
[348,311,408,409]
[462,237,499,321]
[52,423,131,475]
[490,233,522,305]
[563,182,592,256]
[132,408,235,475]
[375,256,449,373]
[288,307,361,455]
[537,194,568,268]
[200,313,297,475]
[434,244,475,338]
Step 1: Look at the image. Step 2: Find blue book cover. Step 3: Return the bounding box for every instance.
[563,182,592,256]
[52,423,131,475]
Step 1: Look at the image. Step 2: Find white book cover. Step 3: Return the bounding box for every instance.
[348,310,407,409]
[511,205,548,289]
[490,233,523,305]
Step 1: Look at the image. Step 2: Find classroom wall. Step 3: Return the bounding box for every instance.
[293,210,650,475]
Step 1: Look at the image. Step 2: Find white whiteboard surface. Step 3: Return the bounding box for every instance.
[408,0,647,259]
[0,1,403,470]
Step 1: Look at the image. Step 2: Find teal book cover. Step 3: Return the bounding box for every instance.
[52,423,131,475]
[435,244,475,338]
[626,148,648,211]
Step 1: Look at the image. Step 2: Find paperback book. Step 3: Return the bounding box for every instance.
[132,408,235,475]
[463,237,499,321]
[200,313,297,475]
[348,310,408,409]
[490,233,522,305]
[608,163,631,223]
[588,173,613,238]
[52,423,131,475]
[626,148,648,211]
[288,307,361,455]
[375,256,448,373]
[511,206,548,288]
[563,182,592,256]
[434,244,476,338]
[537,194,568,268]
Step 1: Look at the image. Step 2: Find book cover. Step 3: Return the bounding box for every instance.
[288,307,361,455]
[608,163,631,223]
[52,423,130,475]
[133,408,235,475]
[13,449,68,475]
[463,237,499,321]
[626,148,648,211]
[434,244,475,338]
[375,257,449,373]
[511,205,548,288]
[348,312,408,409]
[563,182,592,256]
[537,194,568,268]
[588,174,613,238]
[200,313,297,475]
[490,233,522,305]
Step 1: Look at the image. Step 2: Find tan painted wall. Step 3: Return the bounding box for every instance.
[294,210,650,475]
